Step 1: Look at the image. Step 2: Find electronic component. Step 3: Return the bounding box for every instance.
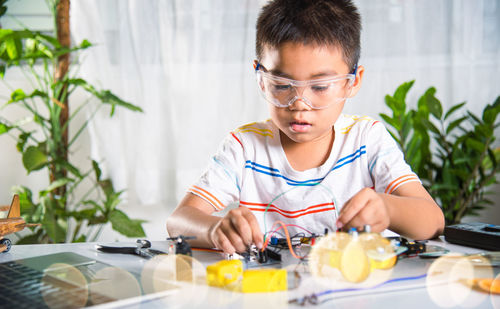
[257,249,268,263]
[388,237,426,257]
[444,222,500,251]
[205,260,287,293]
[241,268,287,293]
[166,235,196,256]
[400,238,426,256]
[232,245,282,268]
[206,259,243,287]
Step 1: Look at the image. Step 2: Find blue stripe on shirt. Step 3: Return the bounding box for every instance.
[244,145,367,186]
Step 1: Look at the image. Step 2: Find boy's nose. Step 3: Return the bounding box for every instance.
[288,96,313,111]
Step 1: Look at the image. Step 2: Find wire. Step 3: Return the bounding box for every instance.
[192,247,223,253]
[290,273,428,305]
[262,183,340,244]
[262,186,303,241]
[262,220,305,260]
[287,225,314,235]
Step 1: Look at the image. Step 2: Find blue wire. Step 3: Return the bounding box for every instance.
[314,273,428,298]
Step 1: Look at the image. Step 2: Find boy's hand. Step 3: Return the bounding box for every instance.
[209,207,264,254]
[336,188,390,233]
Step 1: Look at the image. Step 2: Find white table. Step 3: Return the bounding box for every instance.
[0,237,498,309]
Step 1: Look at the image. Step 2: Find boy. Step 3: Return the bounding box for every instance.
[167,0,444,254]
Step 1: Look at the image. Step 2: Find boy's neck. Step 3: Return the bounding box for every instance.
[280,127,335,171]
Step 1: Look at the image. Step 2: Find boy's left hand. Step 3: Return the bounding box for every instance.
[336,188,390,233]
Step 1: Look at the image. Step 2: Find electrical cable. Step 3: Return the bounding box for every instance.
[290,273,428,305]
[262,220,305,260]
[192,247,223,253]
[262,183,340,244]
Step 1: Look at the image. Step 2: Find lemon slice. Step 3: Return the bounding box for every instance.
[340,239,370,283]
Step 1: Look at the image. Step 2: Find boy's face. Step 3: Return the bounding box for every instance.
[257,42,363,146]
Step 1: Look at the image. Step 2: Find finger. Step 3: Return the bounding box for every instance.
[220,219,247,253]
[229,211,253,246]
[240,208,264,249]
[343,205,374,231]
[214,228,236,254]
[337,192,369,229]
[344,198,387,233]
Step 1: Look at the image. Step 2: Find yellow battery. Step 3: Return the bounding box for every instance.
[206,259,243,287]
[241,268,287,293]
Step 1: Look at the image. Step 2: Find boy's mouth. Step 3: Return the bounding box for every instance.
[290,121,312,133]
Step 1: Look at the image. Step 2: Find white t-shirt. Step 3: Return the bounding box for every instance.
[188,114,420,236]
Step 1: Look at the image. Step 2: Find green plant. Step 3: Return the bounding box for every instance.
[0,0,146,243]
[380,80,500,225]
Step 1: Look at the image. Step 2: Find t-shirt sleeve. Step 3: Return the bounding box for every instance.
[187,132,244,211]
[366,121,421,194]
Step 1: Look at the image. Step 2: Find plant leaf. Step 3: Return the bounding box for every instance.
[92,160,102,181]
[424,87,443,119]
[421,118,440,135]
[379,113,400,131]
[109,209,146,237]
[22,146,48,173]
[41,178,73,195]
[446,116,468,135]
[15,230,43,245]
[393,80,415,104]
[444,102,466,120]
[73,235,87,243]
[482,96,500,125]
[0,122,11,135]
[465,138,485,153]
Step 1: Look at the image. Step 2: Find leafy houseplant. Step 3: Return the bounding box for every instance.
[380,80,500,225]
[0,0,146,243]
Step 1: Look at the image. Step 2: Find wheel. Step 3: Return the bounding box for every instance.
[0,238,12,253]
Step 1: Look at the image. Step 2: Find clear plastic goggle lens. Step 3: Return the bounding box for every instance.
[256,71,355,109]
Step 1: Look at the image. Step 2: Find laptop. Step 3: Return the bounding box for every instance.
[0,252,180,308]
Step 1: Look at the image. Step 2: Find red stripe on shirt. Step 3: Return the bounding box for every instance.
[239,201,334,214]
[387,177,420,194]
[385,174,415,194]
[189,185,224,210]
[246,206,336,219]
[231,132,244,149]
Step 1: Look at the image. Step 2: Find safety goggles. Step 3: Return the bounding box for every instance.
[255,63,356,110]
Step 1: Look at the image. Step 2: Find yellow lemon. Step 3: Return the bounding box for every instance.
[339,239,370,283]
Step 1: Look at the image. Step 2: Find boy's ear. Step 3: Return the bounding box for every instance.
[349,65,364,98]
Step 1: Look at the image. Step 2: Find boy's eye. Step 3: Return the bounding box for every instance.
[311,84,330,92]
[272,83,292,91]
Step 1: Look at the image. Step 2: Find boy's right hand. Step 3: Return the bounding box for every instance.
[209,207,263,254]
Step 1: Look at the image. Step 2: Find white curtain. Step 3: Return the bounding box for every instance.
[70,0,500,210]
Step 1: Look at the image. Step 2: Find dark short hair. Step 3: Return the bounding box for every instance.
[256,0,361,71]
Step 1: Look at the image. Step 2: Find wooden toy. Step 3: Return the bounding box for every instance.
[0,195,39,253]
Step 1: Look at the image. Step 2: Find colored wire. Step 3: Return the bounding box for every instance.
[290,273,428,305]
[263,220,305,260]
[262,186,303,242]
[285,224,314,235]
[262,183,340,243]
[263,223,307,249]
[315,273,427,297]
[192,247,223,253]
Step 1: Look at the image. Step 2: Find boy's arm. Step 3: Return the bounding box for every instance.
[337,182,444,240]
[166,193,263,254]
